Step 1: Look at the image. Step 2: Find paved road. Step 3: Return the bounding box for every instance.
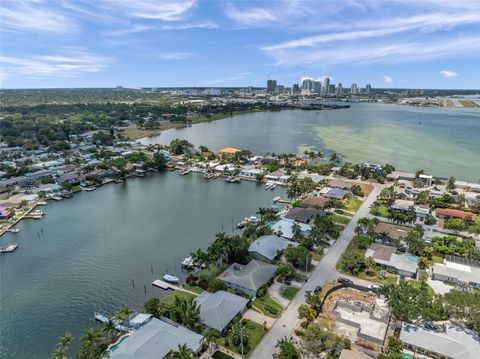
[251,184,384,359]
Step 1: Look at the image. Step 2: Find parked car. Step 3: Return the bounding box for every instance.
[368,284,380,290]
[424,321,440,331]
[338,277,353,285]
[314,285,322,294]
[284,278,292,285]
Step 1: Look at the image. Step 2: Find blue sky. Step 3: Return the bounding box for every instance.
[1,0,479,89]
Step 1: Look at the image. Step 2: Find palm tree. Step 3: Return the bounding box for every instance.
[103,318,117,340]
[168,343,195,359]
[201,328,220,353]
[52,332,73,359]
[80,327,104,347]
[115,307,134,327]
[230,321,249,355]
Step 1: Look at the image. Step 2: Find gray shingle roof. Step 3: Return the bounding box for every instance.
[248,235,298,261]
[219,260,278,293]
[109,317,202,359]
[400,323,480,359]
[284,207,327,223]
[194,290,249,332]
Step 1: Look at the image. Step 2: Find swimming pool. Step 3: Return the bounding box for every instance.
[405,255,418,264]
[108,334,130,352]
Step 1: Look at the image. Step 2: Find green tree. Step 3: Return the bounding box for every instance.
[340,251,367,275]
[387,336,403,354]
[275,337,299,359]
[303,323,340,355]
[52,332,73,359]
[167,343,195,359]
[201,328,220,353]
[285,245,311,269]
[298,304,315,324]
[444,289,480,333]
[207,278,225,292]
[229,321,249,355]
[444,218,466,234]
[277,262,298,281]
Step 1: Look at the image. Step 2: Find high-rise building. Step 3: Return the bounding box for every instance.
[366,84,372,94]
[301,78,314,91]
[267,79,277,93]
[313,80,322,94]
[336,83,343,96]
[275,85,284,94]
[292,84,300,94]
[350,83,358,95]
[323,77,330,94]
[329,84,335,94]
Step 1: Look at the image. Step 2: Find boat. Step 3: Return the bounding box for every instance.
[7,228,21,233]
[85,187,96,192]
[0,244,18,253]
[61,191,73,198]
[204,172,214,179]
[37,201,47,205]
[273,196,281,203]
[270,205,280,213]
[162,273,179,283]
[236,220,247,229]
[247,216,260,224]
[181,256,195,268]
[226,176,240,183]
[179,168,191,176]
[265,182,275,189]
[52,196,63,201]
[269,184,277,190]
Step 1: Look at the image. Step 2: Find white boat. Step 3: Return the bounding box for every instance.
[179,168,191,175]
[269,184,277,190]
[162,273,179,283]
[37,201,47,205]
[0,244,18,253]
[8,228,21,233]
[247,216,260,223]
[181,256,195,268]
[273,196,281,203]
[85,187,96,191]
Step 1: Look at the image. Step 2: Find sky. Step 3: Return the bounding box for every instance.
[1,0,479,89]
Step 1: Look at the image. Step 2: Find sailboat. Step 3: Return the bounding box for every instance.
[162,261,179,283]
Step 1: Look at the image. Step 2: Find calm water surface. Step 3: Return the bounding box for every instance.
[141,103,480,181]
[0,173,285,358]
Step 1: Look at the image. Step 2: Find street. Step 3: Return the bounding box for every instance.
[251,183,384,358]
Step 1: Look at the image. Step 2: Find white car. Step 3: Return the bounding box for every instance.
[368,284,380,290]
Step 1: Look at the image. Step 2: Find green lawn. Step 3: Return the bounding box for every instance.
[161,290,196,306]
[182,284,204,294]
[219,320,267,357]
[281,286,299,300]
[370,206,390,218]
[212,351,235,359]
[356,270,399,286]
[252,295,283,318]
[342,197,363,212]
[409,280,435,296]
[331,214,351,225]
[198,263,229,281]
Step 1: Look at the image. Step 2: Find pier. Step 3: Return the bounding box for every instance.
[152,279,199,296]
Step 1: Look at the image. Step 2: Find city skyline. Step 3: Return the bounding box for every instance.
[1,0,480,89]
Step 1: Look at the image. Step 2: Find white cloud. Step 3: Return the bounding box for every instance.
[440,70,458,78]
[161,21,218,30]
[207,72,252,85]
[225,3,277,26]
[383,75,393,83]
[156,52,194,60]
[0,0,76,33]
[112,0,197,21]
[263,36,480,67]
[0,50,110,79]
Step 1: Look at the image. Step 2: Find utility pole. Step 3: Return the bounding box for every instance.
[305,253,309,282]
[240,325,244,358]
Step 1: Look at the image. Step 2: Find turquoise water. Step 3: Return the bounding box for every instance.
[109,334,130,352]
[141,103,480,181]
[405,255,418,263]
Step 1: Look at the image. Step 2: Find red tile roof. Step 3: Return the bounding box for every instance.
[435,208,476,220]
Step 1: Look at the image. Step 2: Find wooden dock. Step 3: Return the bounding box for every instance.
[152,279,180,291]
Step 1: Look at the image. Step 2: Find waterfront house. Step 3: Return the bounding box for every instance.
[24,169,56,182]
[219,259,278,297]
[0,206,14,219]
[57,173,85,186]
[365,243,418,277]
[324,188,349,200]
[399,323,480,359]
[301,196,327,209]
[386,171,416,181]
[56,165,78,175]
[435,208,476,221]
[248,235,298,262]
[216,147,241,157]
[239,167,265,180]
[432,256,480,289]
[271,218,311,240]
[0,176,25,189]
[297,171,327,184]
[32,183,62,194]
[108,315,202,359]
[284,207,327,224]
[194,290,249,333]
[265,170,291,184]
